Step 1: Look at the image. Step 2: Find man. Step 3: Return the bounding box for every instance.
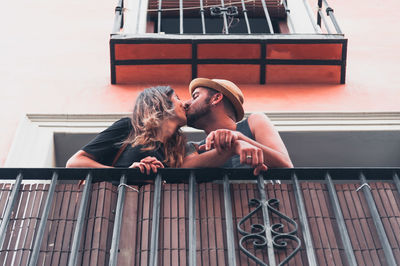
[182,78,293,174]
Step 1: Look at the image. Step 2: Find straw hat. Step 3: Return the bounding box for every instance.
[189,78,244,121]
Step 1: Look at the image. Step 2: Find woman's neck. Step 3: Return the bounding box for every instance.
[159,119,178,142]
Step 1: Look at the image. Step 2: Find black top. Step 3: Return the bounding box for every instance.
[82,117,165,167]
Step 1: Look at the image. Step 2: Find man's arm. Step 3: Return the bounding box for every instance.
[182,140,267,175]
[203,113,293,168]
[66,150,112,168]
[244,113,293,168]
[181,147,233,168]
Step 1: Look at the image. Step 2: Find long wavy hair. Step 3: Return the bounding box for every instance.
[125,86,186,167]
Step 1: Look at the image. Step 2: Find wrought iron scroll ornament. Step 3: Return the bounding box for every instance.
[238,198,301,265]
[210,6,239,17]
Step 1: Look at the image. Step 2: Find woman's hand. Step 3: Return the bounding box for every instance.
[130,156,164,175]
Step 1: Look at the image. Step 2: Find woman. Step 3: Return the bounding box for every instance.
[66,86,187,174]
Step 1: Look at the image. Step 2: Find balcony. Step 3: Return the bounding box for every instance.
[0,168,399,265]
[110,0,347,84]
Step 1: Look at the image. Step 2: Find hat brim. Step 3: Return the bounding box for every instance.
[189,78,244,121]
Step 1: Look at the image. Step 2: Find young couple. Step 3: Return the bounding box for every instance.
[66,78,293,175]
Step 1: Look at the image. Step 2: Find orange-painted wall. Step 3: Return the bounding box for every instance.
[1,0,399,165]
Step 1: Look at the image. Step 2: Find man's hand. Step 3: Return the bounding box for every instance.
[130,156,164,175]
[205,129,240,153]
[234,140,268,175]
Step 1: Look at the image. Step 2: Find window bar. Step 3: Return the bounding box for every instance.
[220,0,229,34]
[393,172,400,195]
[317,0,322,26]
[240,0,251,34]
[325,172,357,266]
[318,10,332,34]
[291,172,317,265]
[149,173,162,266]
[68,172,92,266]
[109,174,127,266]
[112,0,124,34]
[28,172,58,266]
[179,0,183,34]
[359,172,397,265]
[223,174,236,266]
[157,0,162,33]
[259,0,274,33]
[282,0,295,33]
[188,171,196,266]
[322,0,342,34]
[199,0,206,34]
[0,173,23,249]
[257,175,276,265]
[302,0,321,33]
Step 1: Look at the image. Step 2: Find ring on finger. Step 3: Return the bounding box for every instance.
[246,155,252,159]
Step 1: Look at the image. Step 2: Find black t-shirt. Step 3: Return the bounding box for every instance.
[82,117,165,167]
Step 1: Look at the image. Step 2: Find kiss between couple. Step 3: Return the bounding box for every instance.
[66,78,293,175]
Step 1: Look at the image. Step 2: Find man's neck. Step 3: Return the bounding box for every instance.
[196,115,237,135]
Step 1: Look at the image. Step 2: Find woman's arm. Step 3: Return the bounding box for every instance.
[66,150,112,168]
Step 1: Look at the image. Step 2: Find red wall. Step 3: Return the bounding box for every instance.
[1,0,399,165]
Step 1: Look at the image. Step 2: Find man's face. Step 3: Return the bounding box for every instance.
[184,87,213,128]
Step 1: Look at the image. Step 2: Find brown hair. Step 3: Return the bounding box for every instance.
[125,86,186,167]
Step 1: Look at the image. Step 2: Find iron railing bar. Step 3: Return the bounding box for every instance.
[68,172,92,266]
[223,174,236,266]
[0,173,23,249]
[157,0,162,33]
[199,0,206,34]
[257,175,276,266]
[359,172,397,266]
[259,0,274,34]
[393,172,400,196]
[325,172,357,266]
[322,0,342,34]
[292,172,317,265]
[28,172,58,266]
[179,0,184,34]
[220,0,229,34]
[282,0,295,33]
[318,10,332,34]
[109,174,127,266]
[188,171,197,266]
[240,0,251,34]
[302,0,320,33]
[149,174,162,266]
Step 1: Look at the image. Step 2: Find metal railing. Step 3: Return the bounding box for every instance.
[112,0,342,35]
[0,168,398,265]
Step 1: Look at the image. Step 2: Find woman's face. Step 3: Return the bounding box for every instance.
[171,93,187,126]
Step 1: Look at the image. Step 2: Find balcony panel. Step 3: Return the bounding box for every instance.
[115,43,192,60]
[0,168,399,265]
[114,64,193,84]
[110,37,347,84]
[267,43,343,60]
[197,64,260,84]
[266,65,342,83]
